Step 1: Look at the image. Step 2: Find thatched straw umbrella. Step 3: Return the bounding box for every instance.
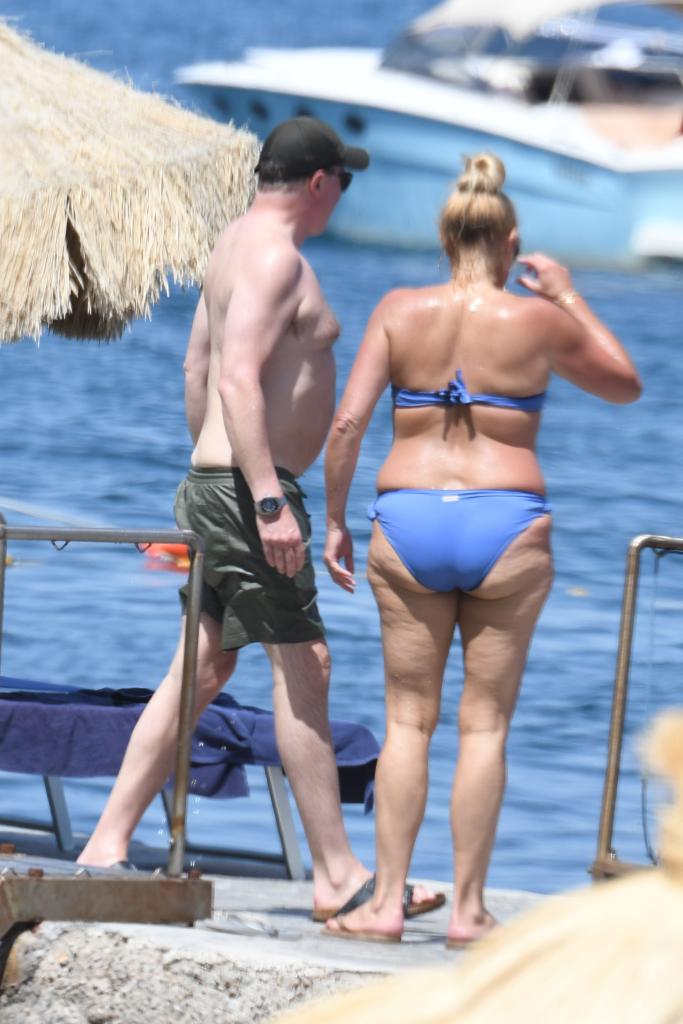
[273,711,683,1024]
[0,21,259,342]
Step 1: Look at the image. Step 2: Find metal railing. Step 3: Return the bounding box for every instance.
[0,515,205,878]
[591,533,683,880]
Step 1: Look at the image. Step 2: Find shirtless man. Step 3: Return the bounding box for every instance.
[78,117,441,920]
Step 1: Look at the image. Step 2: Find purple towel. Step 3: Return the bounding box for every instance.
[0,676,378,810]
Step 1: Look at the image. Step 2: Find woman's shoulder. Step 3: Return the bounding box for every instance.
[375,284,447,322]
[501,290,567,332]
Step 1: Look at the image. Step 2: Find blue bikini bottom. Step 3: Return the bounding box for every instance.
[368,488,551,592]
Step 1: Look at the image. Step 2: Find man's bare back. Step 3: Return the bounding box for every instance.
[192,208,340,476]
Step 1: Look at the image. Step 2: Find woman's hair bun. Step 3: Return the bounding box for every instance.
[457,153,506,195]
[439,149,515,264]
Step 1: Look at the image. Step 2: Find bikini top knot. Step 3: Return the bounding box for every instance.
[439,370,473,406]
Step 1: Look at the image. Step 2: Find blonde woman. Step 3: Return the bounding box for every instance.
[323,154,641,946]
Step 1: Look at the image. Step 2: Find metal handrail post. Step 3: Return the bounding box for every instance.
[166,538,205,878]
[593,533,683,877]
[0,514,6,674]
[0,523,205,879]
[594,535,646,868]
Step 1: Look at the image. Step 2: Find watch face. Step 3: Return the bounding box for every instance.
[258,497,281,515]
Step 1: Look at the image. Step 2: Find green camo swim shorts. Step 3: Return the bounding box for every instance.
[174,466,325,650]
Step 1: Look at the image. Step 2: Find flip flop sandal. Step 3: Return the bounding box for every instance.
[445,936,478,950]
[313,874,446,923]
[403,882,446,918]
[323,913,401,944]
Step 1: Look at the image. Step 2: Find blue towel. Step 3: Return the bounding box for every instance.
[0,676,378,810]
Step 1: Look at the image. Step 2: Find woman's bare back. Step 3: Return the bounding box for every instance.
[378,281,552,493]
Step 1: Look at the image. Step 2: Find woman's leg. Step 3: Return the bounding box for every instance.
[449,515,553,944]
[327,523,457,939]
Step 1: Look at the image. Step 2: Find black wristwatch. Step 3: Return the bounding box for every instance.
[254,495,288,518]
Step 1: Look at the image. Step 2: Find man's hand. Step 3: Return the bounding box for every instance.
[323,525,356,593]
[256,504,306,577]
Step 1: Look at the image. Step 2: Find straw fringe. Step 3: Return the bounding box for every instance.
[0,21,259,341]
[642,711,683,879]
[0,189,72,341]
[272,711,683,1024]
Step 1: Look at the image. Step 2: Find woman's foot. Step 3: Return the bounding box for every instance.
[324,896,404,943]
[446,908,498,949]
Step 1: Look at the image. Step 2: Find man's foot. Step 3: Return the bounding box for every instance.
[76,840,129,869]
[313,874,446,923]
[311,866,373,923]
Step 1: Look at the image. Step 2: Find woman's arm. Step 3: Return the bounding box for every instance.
[324,295,393,591]
[518,253,642,404]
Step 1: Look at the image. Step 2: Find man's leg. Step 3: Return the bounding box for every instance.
[264,639,370,913]
[78,612,237,867]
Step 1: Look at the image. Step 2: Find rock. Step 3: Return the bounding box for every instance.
[0,922,376,1024]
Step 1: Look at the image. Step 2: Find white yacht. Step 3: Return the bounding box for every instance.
[175,0,683,266]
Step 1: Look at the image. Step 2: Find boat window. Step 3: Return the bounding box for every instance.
[344,113,366,134]
[249,99,269,120]
[211,92,231,117]
[381,3,683,104]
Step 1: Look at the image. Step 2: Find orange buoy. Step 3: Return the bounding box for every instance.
[144,543,190,571]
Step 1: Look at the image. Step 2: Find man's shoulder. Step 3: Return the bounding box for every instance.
[239,230,305,292]
[236,216,303,272]
[208,212,307,301]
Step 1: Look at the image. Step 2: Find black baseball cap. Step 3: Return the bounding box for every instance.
[255,116,370,180]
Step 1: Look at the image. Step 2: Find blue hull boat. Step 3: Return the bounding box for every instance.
[176,2,683,266]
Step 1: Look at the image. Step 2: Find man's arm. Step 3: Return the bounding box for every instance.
[183,293,211,445]
[218,243,305,578]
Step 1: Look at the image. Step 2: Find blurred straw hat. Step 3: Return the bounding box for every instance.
[273,710,683,1024]
[0,20,258,342]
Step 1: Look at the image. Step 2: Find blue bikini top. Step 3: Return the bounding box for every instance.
[391,369,546,413]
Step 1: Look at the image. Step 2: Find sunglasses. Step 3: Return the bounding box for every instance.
[512,237,522,261]
[326,168,353,192]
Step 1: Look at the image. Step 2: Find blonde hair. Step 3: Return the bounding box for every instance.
[439,153,517,272]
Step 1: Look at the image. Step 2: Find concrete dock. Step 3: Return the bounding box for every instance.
[0,831,544,1023]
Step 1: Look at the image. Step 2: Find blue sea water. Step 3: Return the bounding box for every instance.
[1,0,682,895]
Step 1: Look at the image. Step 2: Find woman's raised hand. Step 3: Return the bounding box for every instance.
[516,252,575,303]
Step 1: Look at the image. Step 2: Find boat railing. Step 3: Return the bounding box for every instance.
[591,533,683,880]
